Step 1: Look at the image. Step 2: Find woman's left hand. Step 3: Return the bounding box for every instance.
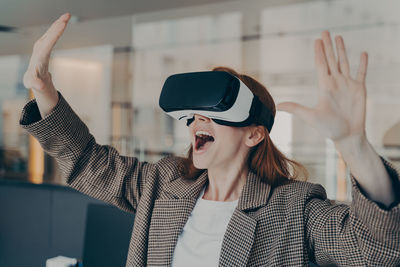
[277,31,368,146]
[277,31,398,208]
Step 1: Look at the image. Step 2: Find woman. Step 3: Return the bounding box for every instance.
[20,13,399,266]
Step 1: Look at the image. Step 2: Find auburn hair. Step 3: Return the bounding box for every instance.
[180,66,308,186]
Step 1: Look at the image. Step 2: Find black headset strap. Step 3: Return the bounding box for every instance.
[249,96,275,132]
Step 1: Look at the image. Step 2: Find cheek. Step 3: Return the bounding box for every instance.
[215,129,245,151]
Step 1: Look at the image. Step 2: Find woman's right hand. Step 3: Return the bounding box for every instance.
[23,13,71,117]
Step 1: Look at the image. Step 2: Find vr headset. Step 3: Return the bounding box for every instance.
[159,71,275,132]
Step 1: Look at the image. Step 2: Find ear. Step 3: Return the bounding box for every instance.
[244,126,265,147]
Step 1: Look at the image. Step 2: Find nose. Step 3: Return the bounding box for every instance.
[187,114,211,127]
[194,114,211,122]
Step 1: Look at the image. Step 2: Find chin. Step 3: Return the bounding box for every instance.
[192,155,211,170]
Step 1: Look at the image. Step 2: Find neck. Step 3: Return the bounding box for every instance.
[205,161,248,202]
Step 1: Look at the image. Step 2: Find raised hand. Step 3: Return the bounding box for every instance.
[277,31,368,145]
[277,32,398,207]
[22,13,71,118]
[23,13,71,93]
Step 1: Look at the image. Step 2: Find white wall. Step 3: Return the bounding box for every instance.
[50,45,114,145]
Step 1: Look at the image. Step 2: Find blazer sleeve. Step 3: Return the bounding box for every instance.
[19,91,155,214]
[304,158,400,267]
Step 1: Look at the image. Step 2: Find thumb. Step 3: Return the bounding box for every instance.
[276,102,316,125]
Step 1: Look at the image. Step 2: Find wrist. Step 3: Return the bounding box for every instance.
[33,85,59,118]
[333,133,370,159]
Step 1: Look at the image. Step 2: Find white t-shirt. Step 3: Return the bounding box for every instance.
[171,185,239,267]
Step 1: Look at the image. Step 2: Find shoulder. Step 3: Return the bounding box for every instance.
[153,155,188,181]
[271,179,328,204]
[253,179,334,224]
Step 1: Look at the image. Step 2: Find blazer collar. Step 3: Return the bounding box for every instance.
[163,169,272,211]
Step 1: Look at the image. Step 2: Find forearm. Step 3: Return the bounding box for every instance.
[20,92,145,213]
[334,134,397,208]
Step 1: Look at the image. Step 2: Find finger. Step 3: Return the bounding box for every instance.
[335,35,350,76]
[321,31,339,76]
[39,13,71,40]
[356,52,368,83]
[38,13,71,51]
[276,102,316,125]
[314,39,329,80]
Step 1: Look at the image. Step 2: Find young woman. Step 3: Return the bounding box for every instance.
[20,13,399,266]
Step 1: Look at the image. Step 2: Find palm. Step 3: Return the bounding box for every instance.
[277,31,368,143]
[23,13,71,92]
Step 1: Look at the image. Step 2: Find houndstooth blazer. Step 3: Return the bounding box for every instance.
[20,92,400,267]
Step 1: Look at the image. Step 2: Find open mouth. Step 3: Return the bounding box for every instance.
[195,131,215,151]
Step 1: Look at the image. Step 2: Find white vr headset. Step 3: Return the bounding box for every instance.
[159,71,275,132]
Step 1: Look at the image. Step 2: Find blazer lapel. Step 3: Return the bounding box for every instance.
[218,171,272,266]
[147,170,209,266]
[147,170,272,267]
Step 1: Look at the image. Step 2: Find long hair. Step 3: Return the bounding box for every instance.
[180,66,308,186]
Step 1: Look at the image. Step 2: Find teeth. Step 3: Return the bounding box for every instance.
[196,130,213,137]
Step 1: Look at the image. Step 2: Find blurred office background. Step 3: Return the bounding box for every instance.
[0,0,399,265]
[1,0,400,199]
[1,0,399,200]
